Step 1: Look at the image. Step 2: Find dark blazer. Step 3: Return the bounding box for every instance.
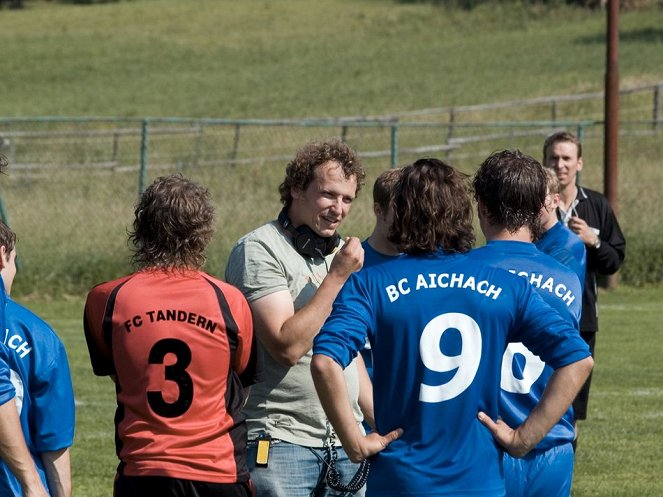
[558,186,626,332]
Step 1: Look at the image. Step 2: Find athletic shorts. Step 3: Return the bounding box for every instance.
[503,443,574,497]
[114,474,255,497]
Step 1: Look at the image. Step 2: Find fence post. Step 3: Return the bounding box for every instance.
[447,107,456,142]
[654,84,661,131]
[231,124,241,165]
[0,194,8,226]
[192,123,205,169]
[390,122,398,168]
[139,119,149,195]
[576,123,585,143]
[341,125,348,143]
[112,129,120,164]
[8,124,16,165]
[551,100,557,124]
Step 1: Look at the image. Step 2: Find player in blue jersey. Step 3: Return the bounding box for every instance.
[311,158,594,497]
[360,168,402,395]
[536,168,586,288]
[0,160,51,497]
[469,150,583,497]
[362,168,402,268]
[0,222,75,497]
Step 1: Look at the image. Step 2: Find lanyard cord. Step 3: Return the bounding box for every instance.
[323,424,370,493]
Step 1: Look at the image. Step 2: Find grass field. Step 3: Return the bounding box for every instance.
[1,0,663,118]
[1,2,662,492]
[20,285,663,497]
[1,0,663,295]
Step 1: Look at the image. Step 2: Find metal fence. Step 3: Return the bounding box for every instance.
[1,84,662,295]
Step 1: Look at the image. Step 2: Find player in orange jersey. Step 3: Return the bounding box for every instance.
[84,174,262,497]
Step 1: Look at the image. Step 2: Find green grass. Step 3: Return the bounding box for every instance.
[1,0,662,294]
[23,296,117,495]
[1,2,661,492]
[19,285,663,497]
[1,0,662,118]
[571,286,663,496]
[0,0,660,493]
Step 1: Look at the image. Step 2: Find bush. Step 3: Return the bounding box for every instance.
[56,0,119,4]
[0,0,23,9]
[13,251,131,297]
[394,0,662,10]
[618,232,663,286]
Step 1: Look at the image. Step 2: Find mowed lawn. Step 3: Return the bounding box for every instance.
[2,1,661,494]
[20,284,663,497]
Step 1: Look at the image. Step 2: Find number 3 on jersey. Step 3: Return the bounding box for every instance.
[419,313,482,403]
[147,338,194,418]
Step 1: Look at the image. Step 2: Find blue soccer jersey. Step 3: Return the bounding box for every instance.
[536,221,586,290]
[467,241,582,451]
[0,297,75,497]
[0,276,16,407]
[362,240,401,268]
[314,250,590,497]
[360,240,402,381]
[0,352,13,406]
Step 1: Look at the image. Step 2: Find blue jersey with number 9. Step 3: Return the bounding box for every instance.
[467,240,582,451]
[315,250,590,497]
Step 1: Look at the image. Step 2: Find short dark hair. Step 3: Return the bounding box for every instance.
[543,131,582,161]
[129,174,214,270]
[278,139,365,209]
[389,158,475,255]
[473,150,547,239]
[373,168,402,213]
[0,221,16,254]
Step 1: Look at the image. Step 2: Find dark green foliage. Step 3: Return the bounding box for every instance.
[0,0,23,9]
[55,0,119,4]
[13,251,131,296]
[618,232,663,286]
[393,0,660,9]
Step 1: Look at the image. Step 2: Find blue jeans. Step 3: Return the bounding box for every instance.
[246,439,366,497]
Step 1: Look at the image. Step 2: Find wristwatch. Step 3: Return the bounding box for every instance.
[592,237,602,249]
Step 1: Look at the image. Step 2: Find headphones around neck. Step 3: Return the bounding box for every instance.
[277,208,340,258]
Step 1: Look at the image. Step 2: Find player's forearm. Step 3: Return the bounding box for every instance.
[356,354,375,430]
[515,356,594,454]
[41,448,71,497]
[311,354,366,462]
[0,400,49,497]
[278,271,349,365]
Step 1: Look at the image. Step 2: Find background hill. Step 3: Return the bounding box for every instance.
[1,0,663,118]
